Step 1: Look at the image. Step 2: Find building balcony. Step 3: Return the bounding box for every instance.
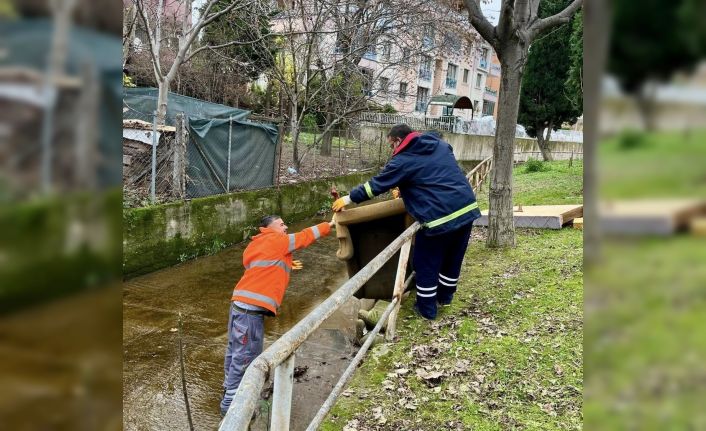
[418,69,432,81]
[445,77,457,89]
[485,87,497,96]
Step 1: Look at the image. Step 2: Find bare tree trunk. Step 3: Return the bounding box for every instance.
[320,111,333,156]
[635,83,657,131]
[487,46,526,248]
[536,125,554,161]
[265,83,272,117]
[157,78,171,125]
[291,102,301,171]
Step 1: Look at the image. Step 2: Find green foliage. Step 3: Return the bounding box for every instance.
[609,0,706,94]
[0,0,17,18]
[518,0,581,138]
[381,103,397,113]
[524,158,550,173]
[123,73,136,88]
[301,113,319,131]
[565,10,583,111]
[200,1,277,81]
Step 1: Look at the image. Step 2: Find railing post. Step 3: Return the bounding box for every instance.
[386,240,412,341]
[271,353,296,431]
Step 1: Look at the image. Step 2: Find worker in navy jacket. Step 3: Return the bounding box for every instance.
[332,124,481,319]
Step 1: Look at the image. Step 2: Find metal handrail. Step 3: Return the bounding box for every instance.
[220,221,422,431]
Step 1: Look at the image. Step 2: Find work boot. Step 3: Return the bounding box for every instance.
[413,303,436,320]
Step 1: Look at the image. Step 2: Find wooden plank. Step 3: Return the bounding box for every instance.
[691,217,706,236]
[572,218,583,230]
[599,199,706,235]
[474,205,584,230]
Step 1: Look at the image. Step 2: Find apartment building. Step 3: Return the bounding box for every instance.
[368,23,499,121]
[270,0,501,121]
[482,52,501,118]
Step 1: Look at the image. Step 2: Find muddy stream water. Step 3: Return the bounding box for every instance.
[123,218,360,431]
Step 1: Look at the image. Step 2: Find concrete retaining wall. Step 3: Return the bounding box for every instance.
[123,172,373,278]
[360,125,583,162]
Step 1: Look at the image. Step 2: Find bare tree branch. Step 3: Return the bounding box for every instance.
[529,0,582,40]
[463,0,498,49]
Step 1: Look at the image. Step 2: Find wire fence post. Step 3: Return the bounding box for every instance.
[151,110,158,203]
[227,115,232,193]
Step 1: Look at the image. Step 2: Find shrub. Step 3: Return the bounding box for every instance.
[524,158,549,173]
[618,130,647,150]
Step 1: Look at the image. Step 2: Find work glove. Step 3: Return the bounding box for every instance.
[292,260,303,270]
[332,195,352,212]
[391,188,400,199]
[329,213,337,228]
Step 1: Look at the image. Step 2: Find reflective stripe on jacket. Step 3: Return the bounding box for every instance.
[231,222,331,314]
[349,132,480,235]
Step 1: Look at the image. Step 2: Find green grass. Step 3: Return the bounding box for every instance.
[585,237,706,429]
[598,129,706,199]
[475,159,584,210]
[322,228,583,430]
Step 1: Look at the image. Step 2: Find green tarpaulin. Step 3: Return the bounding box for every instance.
[123,88,278,197]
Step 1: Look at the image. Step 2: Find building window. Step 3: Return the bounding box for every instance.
[415,87,429,112]
[380,77,389,94]
[402,48,411,65]
[482,100,495,116]
[419,55,433,81]
[360,68,374,96]
[479,47,489,69]
[463,69,469,83]
[334,37,348,54]
[364,41,377,60]
[446,63,457,89]
[382,42,392,62]
[399,82,408,99]
[475,73,482,89]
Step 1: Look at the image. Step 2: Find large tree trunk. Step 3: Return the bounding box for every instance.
[583,0,610,267]
[487,45,526,248]
[320,111,334,156]
[536,125,554,161]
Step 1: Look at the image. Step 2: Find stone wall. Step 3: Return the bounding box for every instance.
[123,172,373,278]
[359,125,583,162]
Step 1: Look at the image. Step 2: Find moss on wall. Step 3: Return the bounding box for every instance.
[123,172,373,279]
[0,189,122,312]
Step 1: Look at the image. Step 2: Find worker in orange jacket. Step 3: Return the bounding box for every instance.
[220,215,334,417]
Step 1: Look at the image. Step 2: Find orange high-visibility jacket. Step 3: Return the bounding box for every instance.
[231,222,331,314]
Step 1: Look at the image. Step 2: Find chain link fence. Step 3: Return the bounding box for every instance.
[122,106,186,208]
[277,124,389,184]
[123,101,280,208]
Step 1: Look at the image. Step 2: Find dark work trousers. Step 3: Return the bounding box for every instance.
[413,222,473,319]
[220,303,265,417]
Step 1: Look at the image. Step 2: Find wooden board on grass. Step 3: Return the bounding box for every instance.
[599,199,706,235]
[474,205,584,230]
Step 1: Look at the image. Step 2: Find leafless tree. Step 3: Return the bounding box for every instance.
[132,0,251,124]
[463,0,583,247]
